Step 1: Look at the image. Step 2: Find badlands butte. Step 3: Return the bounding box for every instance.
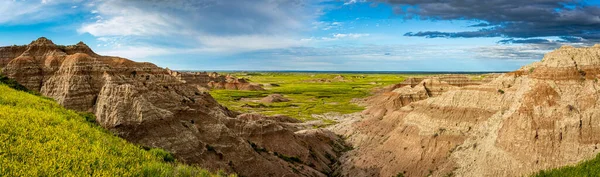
[2,37,600,176]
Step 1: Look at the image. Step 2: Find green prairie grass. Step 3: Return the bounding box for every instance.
[210,72,408,121]
[0,81,229,177]
[533,153,600,177]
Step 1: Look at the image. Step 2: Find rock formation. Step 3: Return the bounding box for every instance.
[261,94,290,103]
[0,37,344,177]
[362,78,459,119]
[333,75,346,81]
[331,45,600,176]
[167,70,264,91]
[361,74,501,119]
[384,74,500,93]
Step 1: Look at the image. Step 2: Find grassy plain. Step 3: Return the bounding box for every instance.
[210,72,410,121]
[0,79,228,176]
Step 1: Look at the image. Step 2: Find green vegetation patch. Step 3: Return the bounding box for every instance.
[210,72,407,121]
[0,82,228,177]
[533,153,600,177]
[0,74,41,96]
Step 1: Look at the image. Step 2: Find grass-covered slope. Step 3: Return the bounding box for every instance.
[534,153,600,177]
[0,81,225,176]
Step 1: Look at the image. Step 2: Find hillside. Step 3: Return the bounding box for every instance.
[0,37,346,177]
[0,77,223,176]
[330,44,600,177]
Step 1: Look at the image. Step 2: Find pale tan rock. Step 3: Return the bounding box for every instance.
[362,78,458,119]
[1,37,345,177]
[260,94,290,103]
[331,45,600,177]
[169,70,264,91]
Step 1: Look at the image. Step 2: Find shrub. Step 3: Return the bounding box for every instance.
[248,141,267,153]
[149,148,176,163]
[0,74,40,96]
[78,112,97,124]
[274,152,302,163]
[498,89,505,94]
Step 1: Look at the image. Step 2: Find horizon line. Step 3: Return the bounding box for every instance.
[176,70,510,73]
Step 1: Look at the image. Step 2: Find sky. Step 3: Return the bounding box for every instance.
[1,0,600,71]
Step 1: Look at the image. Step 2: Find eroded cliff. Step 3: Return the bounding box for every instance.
[331,45,600,177]
[0,38,344,177]
[167,70,264,91]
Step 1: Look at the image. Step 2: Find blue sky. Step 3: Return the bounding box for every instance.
[1,0,599,71]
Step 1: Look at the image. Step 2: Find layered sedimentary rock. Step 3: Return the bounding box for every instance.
[167,70,264,91]
[388,74,499,92]
[362,79,459,119]
[0,46,27,68]
[331,45,600,177]
[1,38,343,177]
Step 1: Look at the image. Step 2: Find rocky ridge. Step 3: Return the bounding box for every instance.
[167,70,264,91]
[382,74,500,92]
[0,38,344,177]
[361,74,499,119]
[330,45,600,177]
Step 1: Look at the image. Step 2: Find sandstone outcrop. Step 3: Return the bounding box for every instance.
[361,74,499,119]
[167,70,264,91]
[384,74,499,93]
[261,94,290,103]
[330,45,600,177]
[1,38,344,177]
[362,78,459,119]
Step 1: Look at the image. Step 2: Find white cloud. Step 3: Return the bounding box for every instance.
[333,33,370,38]
[343,0,366,5]
[77,0,322,57]
[197,35,306,52]
[301,33,371,41]
[97,46,174,59]
[313,21,343,30]
[0,0,82,24]
[472,44,552,60]
[78,2,184,36]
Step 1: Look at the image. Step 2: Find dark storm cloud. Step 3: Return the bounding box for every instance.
[497,39,554,44]
[468,23,494,27]
[404,28,503,38]
[373,0,600,44]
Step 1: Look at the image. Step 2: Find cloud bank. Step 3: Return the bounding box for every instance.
[77,0,321,53]
[369,0,600,44]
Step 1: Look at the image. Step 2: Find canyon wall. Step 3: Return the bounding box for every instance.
[331,45,600,177]
[0,38,343,177]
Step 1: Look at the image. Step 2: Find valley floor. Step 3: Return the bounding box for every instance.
[209,72,439,121]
